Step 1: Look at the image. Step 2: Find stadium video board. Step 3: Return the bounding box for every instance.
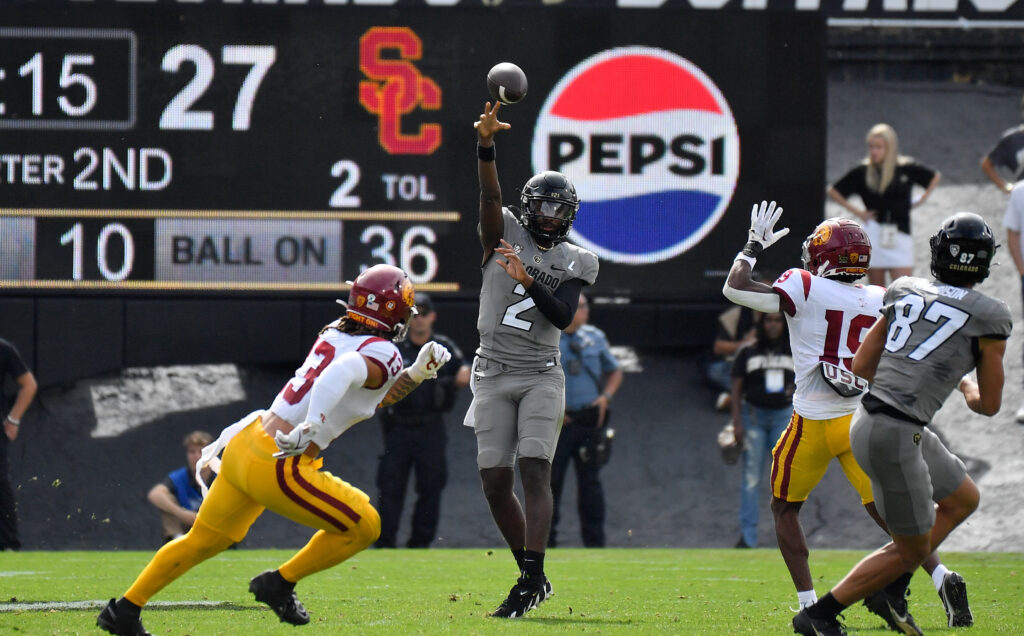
[0,5,825,301]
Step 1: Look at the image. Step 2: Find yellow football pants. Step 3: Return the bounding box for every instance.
[770,411,874,504]
[125,418,380,606]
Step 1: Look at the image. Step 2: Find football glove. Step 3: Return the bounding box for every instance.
[273,422,316,458]
[744,200,790,257]
[406,341,451,382]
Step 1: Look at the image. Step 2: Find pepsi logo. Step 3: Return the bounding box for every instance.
[532,47,739,264]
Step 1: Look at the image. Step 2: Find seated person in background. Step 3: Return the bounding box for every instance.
[708,304,758,411]
[147,430,214,543]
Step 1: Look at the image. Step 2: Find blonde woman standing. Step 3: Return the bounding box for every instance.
[827,123,941,286]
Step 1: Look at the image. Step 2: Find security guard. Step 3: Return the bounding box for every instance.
[375,294,470,548]
[549,294,623,548]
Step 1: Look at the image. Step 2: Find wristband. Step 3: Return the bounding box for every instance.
[5,415,20,426]
[477,143,495,162]
[734,252,757,268]
[601,392,612,402]
[741,240,764,258]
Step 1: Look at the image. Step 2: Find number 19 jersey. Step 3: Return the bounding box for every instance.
[773,268,885,420]
[476,209,598,369]
[871,276,1012,423]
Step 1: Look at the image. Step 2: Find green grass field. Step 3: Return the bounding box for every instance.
[1,548,1021,634]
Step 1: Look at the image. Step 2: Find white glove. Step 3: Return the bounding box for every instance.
[746,200,790,253]
[273,422,316,458]
[406,341,451,382]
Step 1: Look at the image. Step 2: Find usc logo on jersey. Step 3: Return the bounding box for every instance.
[359,27,441,155]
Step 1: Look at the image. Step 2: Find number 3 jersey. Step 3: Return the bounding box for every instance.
[773,268,885,420]
[268,322,402,449]
[871,276,1012,424]
[476,208,598,369]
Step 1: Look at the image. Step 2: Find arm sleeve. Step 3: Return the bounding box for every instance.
[599,342,619,373]
[731,346,749,379]
[832,166,863,198]
[1,341,28,378]
[905,162,936,187]
[771,268,811,317]
[976,299,1013,341]
[305,351,370,449]
[988,133,1016,169]
[526,277,583,330]
[1003,188,1024,231]
[161,477,179,500]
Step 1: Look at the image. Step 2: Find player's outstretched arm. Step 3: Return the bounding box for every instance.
[379,341,452,408]
[476,101,510,261]
[959,337,1006,416]
[722,200,787,313]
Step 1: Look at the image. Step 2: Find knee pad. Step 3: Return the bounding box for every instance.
[477,449,514,470]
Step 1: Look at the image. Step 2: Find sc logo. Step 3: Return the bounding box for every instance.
[359,27,441,155]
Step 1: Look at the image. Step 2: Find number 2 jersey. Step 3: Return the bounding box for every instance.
[773,268,885,420]
[268,321,403,449]
[476,208,599,369]
[870,276,1012,424]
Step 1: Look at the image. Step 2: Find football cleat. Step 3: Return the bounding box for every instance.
[249,569,310,625]
[863,588,923,635]
[939,571,973,627]
[792,608,847,636]
[96,598,151,636]
[490,574,549,618]
[536,576,553,606]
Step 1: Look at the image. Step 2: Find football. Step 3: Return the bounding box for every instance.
[486,62,528,105]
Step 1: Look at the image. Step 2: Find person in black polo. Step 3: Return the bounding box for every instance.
[1,337,37,551]
[375,294,470,548]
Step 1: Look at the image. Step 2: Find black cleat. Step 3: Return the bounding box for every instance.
[792,608,846,636]
[864,588,923,635]
[249,570,310,625]
[490,574,549,618]
[536,576,553,606]
[939,571,973,627]
[96,599,151,636]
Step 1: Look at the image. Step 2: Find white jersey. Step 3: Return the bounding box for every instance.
[772,268,885,420]
[268,321,403,450]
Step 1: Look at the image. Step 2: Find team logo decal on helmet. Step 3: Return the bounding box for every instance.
[811,224,832,246]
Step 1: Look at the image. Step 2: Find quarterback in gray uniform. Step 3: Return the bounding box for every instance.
[794,212,1011,636]
[469,101,599,619]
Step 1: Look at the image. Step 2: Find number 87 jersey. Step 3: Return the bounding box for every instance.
[872,276,1012,424]
[772,268,885,420]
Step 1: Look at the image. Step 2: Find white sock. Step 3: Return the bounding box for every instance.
[798,589,818,609]
[932,564,950,591]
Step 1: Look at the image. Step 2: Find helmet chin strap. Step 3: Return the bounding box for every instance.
[815,259,830,277]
